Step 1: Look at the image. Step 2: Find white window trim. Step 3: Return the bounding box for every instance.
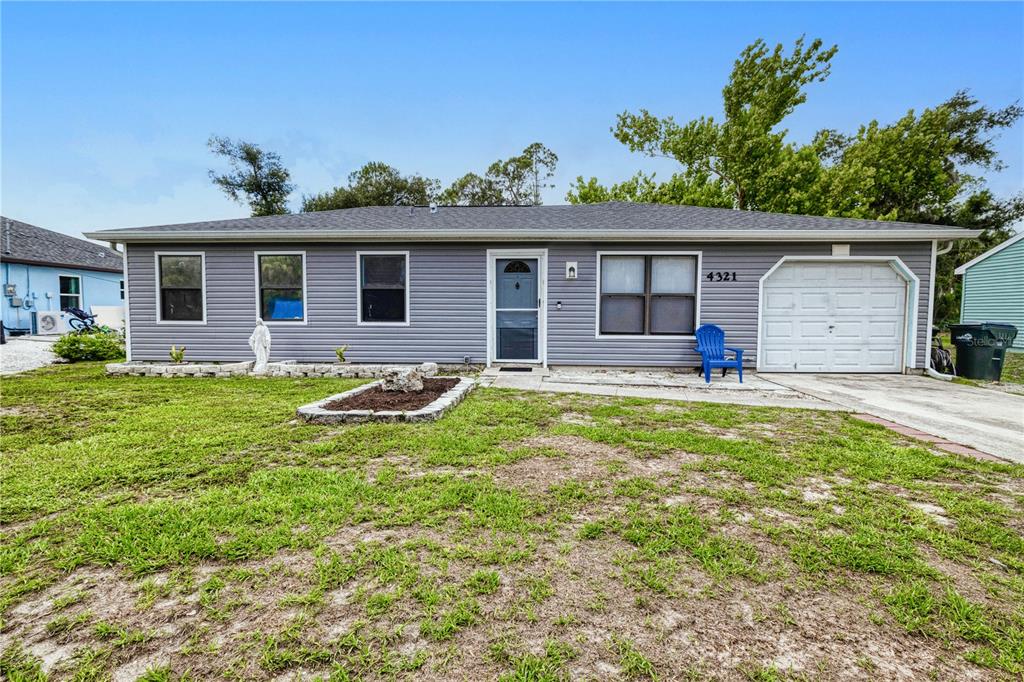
[594,251,702,340]
[356,250,410,326]
[755,255,920,372]
[486,248,548,367]
[154,251,207,325]
[253,251,308,326]
[57,273,83,310]
[122,246,132,361]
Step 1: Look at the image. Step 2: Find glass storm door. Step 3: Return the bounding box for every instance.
[495,258,539,361]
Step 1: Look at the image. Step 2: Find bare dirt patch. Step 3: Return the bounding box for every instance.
[495,434,697,493]
[324,378,458,411]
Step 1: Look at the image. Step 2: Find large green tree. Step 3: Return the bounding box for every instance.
[587,37,836,212]
[568,38,1022,328]
[443,143,558,206]
[208,136,294,216]
[302,162,440,211]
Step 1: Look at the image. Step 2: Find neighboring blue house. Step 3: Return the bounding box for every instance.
[1,217,124,334]
[955,231,1024,350]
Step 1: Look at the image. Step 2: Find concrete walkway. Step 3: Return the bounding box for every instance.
[0,336,58,375]
[762,373,1024,464]
[481,367,840,410]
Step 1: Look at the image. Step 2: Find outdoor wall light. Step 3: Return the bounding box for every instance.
[556,301,562,310]
[565,262,577,279]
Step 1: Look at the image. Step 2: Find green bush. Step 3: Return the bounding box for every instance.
[52,329,125,362]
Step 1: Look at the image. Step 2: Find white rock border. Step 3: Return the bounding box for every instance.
[105,361,472,379]
[296,377,476,424]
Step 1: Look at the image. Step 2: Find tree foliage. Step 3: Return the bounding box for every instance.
[301,162,441,211]
[207,136,294,216]
[567,37,1022,327]
[443,143,558,206]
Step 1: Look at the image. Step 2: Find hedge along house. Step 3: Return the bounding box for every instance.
[954,231,1024,350]
[85,202,980,373]
[2,217,124,334]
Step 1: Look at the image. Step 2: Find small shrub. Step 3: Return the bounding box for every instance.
[52,329,124,362]
[335,345,349,363]
[169,345,186,363]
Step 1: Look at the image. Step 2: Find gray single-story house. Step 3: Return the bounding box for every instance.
[954,231,1023,350]
[86,202,979,373]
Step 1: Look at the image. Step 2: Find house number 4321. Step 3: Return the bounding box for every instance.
[705,271,738,282]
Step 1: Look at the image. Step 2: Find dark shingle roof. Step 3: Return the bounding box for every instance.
[1,217,123,272]
[84,202,979,242]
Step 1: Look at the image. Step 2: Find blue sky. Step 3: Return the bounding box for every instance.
[2,1,1022,237]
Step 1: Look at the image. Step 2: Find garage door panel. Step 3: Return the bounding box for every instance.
[795,348,828,368]
[836,266,868,282]
[765,292,795,310]
[760,261,907,373]
[834,292,866,311]
[869,291,901,312]
[798,320,830,340]
[765,321,793,338]
[867,321,899,338]
[799,292,830,312]
[831,321,863,341]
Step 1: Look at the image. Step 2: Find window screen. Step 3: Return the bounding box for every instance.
[361,254,407,323]
[59,276,82,311]
[158,254,204,321]
[599,255,697,335]
[258,254,304,321]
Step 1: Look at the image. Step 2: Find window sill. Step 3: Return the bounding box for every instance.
[264,320,308,326]
[156,320,207,326]
[357,321,410,327]
[595,334,696,340]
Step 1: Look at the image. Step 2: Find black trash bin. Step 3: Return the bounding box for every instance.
[948,323,1018,380]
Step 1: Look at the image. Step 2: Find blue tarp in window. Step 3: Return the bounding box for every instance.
[269,297,304,320]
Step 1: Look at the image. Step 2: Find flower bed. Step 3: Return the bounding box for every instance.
[297,377,475,423]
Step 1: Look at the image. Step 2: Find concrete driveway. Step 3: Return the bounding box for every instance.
[761,373,1024,463]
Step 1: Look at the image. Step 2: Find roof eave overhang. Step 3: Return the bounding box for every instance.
[0,256,124,273]
[86,228,983,244]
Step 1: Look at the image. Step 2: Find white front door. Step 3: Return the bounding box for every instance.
[760,261,908,372]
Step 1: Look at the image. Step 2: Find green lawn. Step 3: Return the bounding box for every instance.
[2,364,1023,681]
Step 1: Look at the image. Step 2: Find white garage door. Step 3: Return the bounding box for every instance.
[760,261,907,372]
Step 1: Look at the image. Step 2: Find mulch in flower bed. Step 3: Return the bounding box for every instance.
[324,378,460,411]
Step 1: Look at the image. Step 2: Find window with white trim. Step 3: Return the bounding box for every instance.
[158,254,204,321]
[59,275,82,311]
[599,255,697,335]
[359,253,407,323]
[257,253,305,321]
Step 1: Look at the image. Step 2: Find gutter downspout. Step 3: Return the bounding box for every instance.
[927,240,956,381]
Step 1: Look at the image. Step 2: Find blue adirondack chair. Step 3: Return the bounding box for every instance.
[695,324,744,384]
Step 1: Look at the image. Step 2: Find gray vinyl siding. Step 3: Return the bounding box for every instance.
[126,240,933,368]
[547,241,931,368]
[128,243,487,364]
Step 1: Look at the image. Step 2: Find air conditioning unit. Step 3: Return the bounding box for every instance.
[35,310,65,335]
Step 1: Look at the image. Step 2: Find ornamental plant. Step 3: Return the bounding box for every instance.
[52,329,125,362]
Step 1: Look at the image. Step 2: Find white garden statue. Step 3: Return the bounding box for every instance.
[249,318,272,374]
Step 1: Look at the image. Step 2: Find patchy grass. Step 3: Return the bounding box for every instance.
[1,363,1023,680]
